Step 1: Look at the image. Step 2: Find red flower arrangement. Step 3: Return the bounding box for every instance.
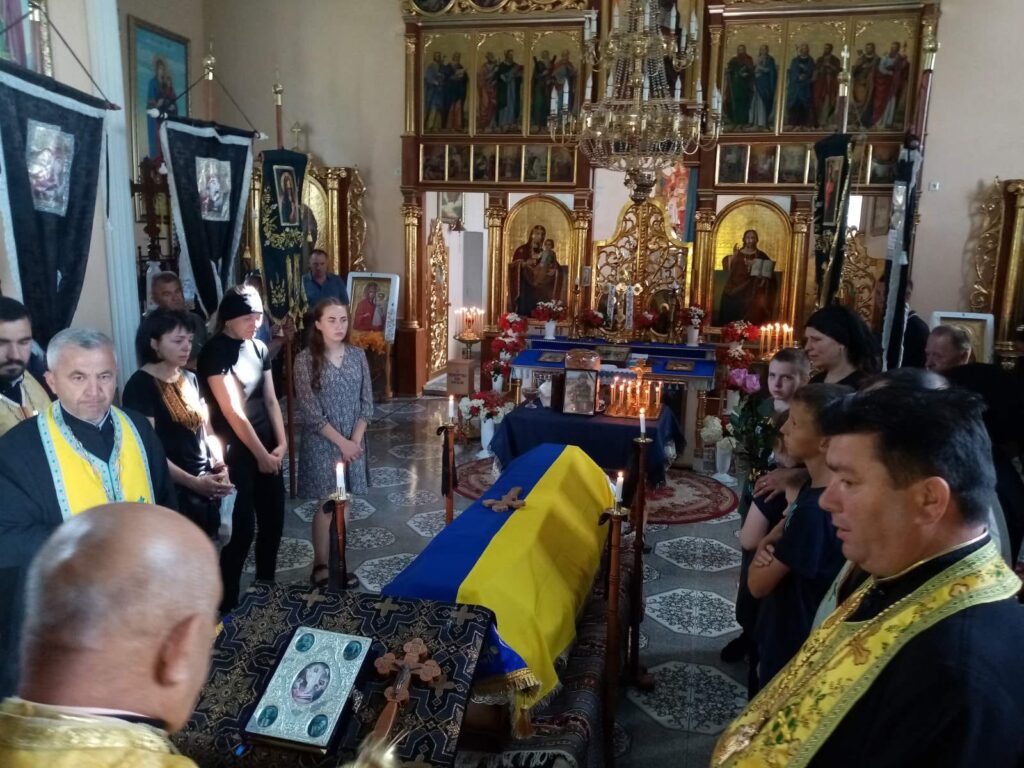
[580,308,605,329]
[717,344,754,370]
[634,310,657,330]
[484,358,511,381]
[498,312,528,336]
[492,334,525,357]
[721,320,760,344]
[530,300,566,322]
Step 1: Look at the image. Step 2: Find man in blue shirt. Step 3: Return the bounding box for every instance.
[302,248,349,308]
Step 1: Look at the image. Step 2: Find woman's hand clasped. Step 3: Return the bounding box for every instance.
[193,468,234,499]
[338,437,363,463]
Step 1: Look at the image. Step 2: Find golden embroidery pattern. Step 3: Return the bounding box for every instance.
[156,376,204,433]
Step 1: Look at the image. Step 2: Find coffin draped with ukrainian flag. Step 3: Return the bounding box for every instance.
[383,443,614,732]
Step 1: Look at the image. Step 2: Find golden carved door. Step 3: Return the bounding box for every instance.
[427,219,450,378]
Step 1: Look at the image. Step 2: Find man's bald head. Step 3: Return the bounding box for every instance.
[20,504,221,731]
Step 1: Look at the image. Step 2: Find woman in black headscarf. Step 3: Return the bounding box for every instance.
[803,304,880,389]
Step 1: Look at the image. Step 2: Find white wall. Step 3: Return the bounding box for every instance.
[203,0,405,280]
[911,0,1024,321]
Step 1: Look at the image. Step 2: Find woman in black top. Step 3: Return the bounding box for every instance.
[803,304,879,389]
[123,309,232,538]
[198,286,288,612]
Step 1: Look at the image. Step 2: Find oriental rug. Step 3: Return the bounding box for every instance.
[455,459,737,525]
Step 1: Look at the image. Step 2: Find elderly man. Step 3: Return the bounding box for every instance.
[0,298,50,436]
[925,323,972,373]
[0,328,175,695]
[713,387,1024,767]
[0,503,219,766]
[149,272,208,365]
[302,248,349,308]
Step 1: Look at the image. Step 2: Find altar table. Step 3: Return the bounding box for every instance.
[489,402,684,487]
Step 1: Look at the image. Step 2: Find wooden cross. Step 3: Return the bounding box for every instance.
[372,638,442,742]
[482,486,526,513]
[428,673,456,698]
[373,597,402,618]
[299,589,327,611]
[449,605,477,626]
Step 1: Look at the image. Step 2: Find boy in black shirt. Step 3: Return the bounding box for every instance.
[748,383,849,689]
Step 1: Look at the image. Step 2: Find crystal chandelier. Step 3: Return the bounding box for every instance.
[550,0,721,203]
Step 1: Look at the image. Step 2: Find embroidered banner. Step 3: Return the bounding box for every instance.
[159,117,255,316]
[813,133,855,306]
[258,148,308,322]
[0,59,107,345]
[880,141,923,370]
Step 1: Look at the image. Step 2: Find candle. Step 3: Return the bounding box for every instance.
[614,471,624,503]
[674,78,682,99]
[640,407,646,435]
[448,395,455,420]
[690,10,698,38]
[585,75,592,103]
[207,436,222,465]
[696,79,703,104]
[712,86,722,111]
[669,4,676,31]
[336,461,346,496]
[612,2,619,29]
[562,79,569,108]
[841,43,850,69]
[759,326,766,357]
[655,382,662,411]
[550,87,558,115]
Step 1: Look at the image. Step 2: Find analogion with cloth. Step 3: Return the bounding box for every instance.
[384,443,614,733]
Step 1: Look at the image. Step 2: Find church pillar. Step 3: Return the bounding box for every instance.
[88,0,141,387]
[396,194,427,396]
[484,193,507,332]
[692,208,717,316]
[788,209,814,327]
[404,31,417,136]
[571,192,593,315]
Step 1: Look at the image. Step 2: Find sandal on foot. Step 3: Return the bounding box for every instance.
[310,563,329,588]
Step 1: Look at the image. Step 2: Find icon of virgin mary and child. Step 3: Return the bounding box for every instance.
[507,224,565,316]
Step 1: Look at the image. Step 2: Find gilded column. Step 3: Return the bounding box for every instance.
[788,211,813,327]
[571,205,593,318]
[997,181,1024,356]
[401,202,422,330]
[404,32,417,136]
[485,203,507,331]
[693,209,716,314]
[708,26,723,98]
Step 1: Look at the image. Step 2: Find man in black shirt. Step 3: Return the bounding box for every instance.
[0,328,176,696]
[714,386,1024,768]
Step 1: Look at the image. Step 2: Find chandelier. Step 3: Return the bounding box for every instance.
[550,0,721,203]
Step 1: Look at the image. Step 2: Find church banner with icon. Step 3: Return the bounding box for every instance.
[813,133,854,306]
[880,142,922,369]
[258,148,308,322]
[159,117,255,315]
[0,58,107,345]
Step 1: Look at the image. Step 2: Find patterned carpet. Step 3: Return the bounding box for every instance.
[251,397,747,767]
[456,457,738,525]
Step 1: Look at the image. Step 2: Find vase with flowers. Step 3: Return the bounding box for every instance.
[685,306,706,346]
[579,308,605,336]
[459,390,514,457]
[531,301,566,340]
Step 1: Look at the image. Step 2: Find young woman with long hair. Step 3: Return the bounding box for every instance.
[294,298,373,587]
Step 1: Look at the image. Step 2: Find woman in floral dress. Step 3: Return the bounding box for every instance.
[294,298,374,586]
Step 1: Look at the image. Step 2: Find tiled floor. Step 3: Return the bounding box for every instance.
[255,395,746,767]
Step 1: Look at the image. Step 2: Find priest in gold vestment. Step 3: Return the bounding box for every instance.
[0,503,220,767]
[713,386,1024,768]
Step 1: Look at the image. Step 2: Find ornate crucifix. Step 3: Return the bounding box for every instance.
[371,638,442,743]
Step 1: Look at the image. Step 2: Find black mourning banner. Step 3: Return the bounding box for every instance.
[0,59,106,346]
[813,133,855,307]
[880,142,923,370]
[160,117,254,316]
[259,149,308,322]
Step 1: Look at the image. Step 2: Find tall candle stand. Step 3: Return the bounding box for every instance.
[625,435,655,691]
[599,503,629,765]
[437,417,457,526]
[328,489,357,590]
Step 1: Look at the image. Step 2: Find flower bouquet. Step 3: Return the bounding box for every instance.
[499,311,528,336]
[580,308,605,332]
[721,320,760,344]
[726,367,761,394]
[459,389,514,424]
[727,396,779,481]
[717,343,754,371]
[531,300,566,322]
[686,305,706,329]
[634,309,657,331]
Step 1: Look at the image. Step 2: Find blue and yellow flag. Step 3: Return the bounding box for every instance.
[384,443,613,731]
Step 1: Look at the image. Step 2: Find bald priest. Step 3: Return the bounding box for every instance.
[0,329,176,696]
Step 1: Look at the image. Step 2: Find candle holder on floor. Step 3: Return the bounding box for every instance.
[328,490,358,590]
[625,435,655,692]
